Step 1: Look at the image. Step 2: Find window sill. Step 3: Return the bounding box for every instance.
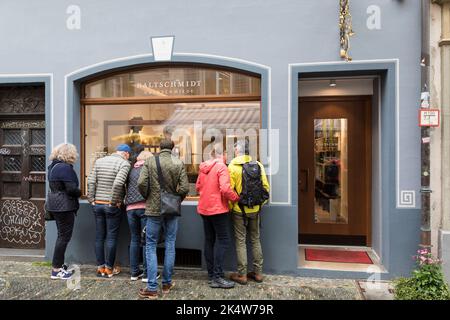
[79,197,199,205]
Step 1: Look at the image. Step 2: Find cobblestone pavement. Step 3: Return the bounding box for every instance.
[0,260,363,300]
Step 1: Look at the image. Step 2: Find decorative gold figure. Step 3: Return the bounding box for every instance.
[339,0,355,61]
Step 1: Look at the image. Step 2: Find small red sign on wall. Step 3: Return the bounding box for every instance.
[419,109,440,127]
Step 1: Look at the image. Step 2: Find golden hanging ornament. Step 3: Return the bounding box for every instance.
[339,0,355,61]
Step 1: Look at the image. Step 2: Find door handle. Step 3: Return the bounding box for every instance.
[300,169,309,193]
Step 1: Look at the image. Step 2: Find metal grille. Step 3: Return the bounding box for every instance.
[31,156,46,172]
[31,129,45,145]
[3,156,22,171]
[3,129,22,145]
[156,248,201,268]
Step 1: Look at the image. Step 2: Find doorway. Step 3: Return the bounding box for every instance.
[0,85,46,249]
[298,96,371,246]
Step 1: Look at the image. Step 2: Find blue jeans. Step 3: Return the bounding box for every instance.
[127,209,147,276]
[146,216,179,291]
[93,204,122,269]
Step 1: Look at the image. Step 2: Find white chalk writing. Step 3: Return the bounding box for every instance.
[1,120,45,129]
[30,146,45,154]
[0,200,44,245]
[0,148,11,155]
[23,175,46,183]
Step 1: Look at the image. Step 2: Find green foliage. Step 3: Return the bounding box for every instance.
[394,249,450,300]
[31,261,52,267]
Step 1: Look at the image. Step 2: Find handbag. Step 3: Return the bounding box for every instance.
[44,163,61,221]
[155,155,181,217]
[44,209,55,221]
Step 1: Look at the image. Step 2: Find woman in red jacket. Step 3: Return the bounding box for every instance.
[196,143,239,289]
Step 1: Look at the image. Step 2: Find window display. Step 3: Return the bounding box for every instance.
[82,66,261,198]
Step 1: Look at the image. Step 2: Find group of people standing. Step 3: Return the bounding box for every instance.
[45,138,269,300]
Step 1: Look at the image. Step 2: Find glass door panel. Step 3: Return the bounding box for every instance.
[314,118,348,224]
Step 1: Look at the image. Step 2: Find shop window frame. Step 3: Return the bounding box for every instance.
[80,63,262,200]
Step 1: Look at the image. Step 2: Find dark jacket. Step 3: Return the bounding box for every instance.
[46,160,81,212]
[137,149,189,216]
[125,160,146,206]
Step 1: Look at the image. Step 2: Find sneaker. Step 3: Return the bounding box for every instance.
[103,267,114,278]
[62,264,74,273]
[51,268,73,280]
[130,270,144,281]
[210,277,235,289]
[142,272,160,283]
[230,273,248,285]
[208,273,224,284]
[139,288,158,300]
[96,267,105,277]
[113,265,121,275]
[247,272,263,283]
[162,282,175,294]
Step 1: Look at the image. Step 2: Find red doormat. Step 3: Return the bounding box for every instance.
[305,248,373,264]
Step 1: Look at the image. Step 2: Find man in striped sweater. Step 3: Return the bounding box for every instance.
[87,144,132,278]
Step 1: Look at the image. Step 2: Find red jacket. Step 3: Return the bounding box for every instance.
[196,158,239,216]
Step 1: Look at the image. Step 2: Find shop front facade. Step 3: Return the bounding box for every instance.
[0,0,423,279]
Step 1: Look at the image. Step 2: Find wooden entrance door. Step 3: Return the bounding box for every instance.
[0,86,46,249]
[298,96,371,246]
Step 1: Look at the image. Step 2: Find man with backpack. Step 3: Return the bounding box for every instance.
[228,140,269,285]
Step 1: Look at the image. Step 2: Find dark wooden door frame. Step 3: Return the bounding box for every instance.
[0,84,46,249]
[298,95,372,246]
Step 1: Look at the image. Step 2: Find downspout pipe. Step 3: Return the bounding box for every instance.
[420,0,432,248]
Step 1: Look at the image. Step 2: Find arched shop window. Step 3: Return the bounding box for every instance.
[81,65,262,198]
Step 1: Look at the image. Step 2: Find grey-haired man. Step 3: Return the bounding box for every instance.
[87,144,132,278]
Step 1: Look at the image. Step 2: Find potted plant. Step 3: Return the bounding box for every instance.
[394,248,450,300]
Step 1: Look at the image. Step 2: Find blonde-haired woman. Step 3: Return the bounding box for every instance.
[125,150,154,281]
[46,143,81,280]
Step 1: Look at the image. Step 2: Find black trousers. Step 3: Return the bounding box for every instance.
[52,211,75,269]
[202,213,231,280]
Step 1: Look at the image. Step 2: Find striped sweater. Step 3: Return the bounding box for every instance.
[87,153,131,204]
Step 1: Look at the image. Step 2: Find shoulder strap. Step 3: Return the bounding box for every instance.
[237,163,246,215]
[155,155,166,192]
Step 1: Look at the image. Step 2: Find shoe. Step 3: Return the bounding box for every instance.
[96,267,105,277]
[230,273,248,285]
[130,270,144,281]
[51,268,73,280]
[247,272,263,283]
[162,282,175,294]
[139,288,158,300]
[103,267,114,278]
[62,264,75,273]
[113,265,121,275]
[207,273,224,285]
[141,272,160,283]
[210,277,235,289]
